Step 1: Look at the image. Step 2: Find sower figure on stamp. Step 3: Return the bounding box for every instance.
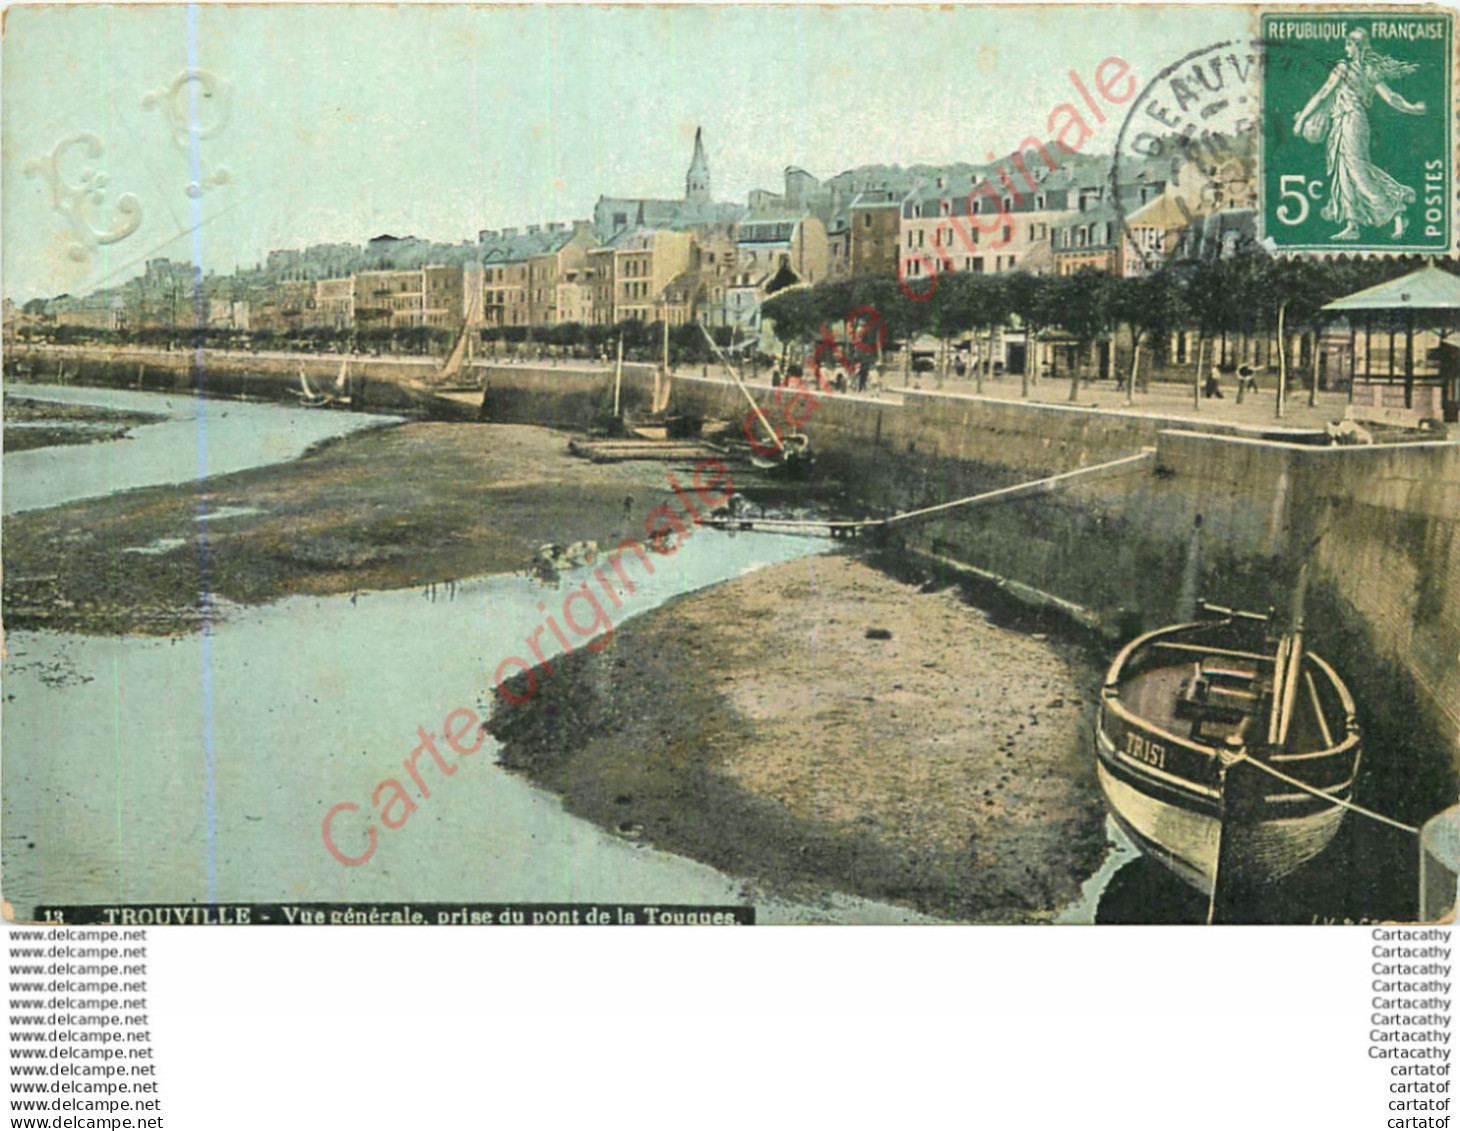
[1293,28,1427,241]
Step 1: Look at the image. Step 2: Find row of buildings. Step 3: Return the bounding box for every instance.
[29,127,1258,347]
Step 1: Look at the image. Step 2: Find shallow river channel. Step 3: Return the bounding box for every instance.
[4,385,958,923]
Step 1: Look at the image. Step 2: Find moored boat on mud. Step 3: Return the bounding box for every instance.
[291,364,337,409]
[1095,602,1362,907]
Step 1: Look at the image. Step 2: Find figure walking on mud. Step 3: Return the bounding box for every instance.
[1293,28,1426,240]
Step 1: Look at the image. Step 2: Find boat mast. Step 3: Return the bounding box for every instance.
[612,334,624,419]
[697,320,784,453]
[652,314,671,415]
[1267,561,1310,751]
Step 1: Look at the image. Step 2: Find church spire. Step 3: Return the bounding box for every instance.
[685,127,711,205]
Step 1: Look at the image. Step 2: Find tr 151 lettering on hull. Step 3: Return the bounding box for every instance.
[1095,602,1362,914]
[1123,731,1167,770]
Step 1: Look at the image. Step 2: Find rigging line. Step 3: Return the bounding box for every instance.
[1236,754,1420,836]
[704,449,1158,535]
[880,450,1156,527]
[696,320,783,452]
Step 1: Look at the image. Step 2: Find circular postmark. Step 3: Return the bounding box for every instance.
[1110,39,1266,274]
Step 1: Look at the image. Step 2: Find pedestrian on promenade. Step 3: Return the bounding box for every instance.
[1204,369,1224,399]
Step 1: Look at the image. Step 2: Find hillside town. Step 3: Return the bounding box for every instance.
[16,124,1454,420]
[10,128,1258,359]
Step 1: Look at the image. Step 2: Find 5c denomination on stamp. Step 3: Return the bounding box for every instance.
[1261,10,1452,252]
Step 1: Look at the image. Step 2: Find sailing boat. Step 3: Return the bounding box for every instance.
[1095,596,1362,910]
[697,322,810,473]
[291,363,335,408]
[434,286,483,390]
[626,319,689,440]
[334,356,350,395]
[434,322,471,389]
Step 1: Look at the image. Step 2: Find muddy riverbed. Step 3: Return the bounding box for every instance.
[3,407,724,635]
[487,553,1109,923]
[3,393,167,453]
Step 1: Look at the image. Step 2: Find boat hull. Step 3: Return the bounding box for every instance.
[1096,745,1349,895]
[1095,617,1361,896]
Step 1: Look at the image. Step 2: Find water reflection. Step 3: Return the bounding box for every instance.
[4,383,395,514]
[2,527,934,924]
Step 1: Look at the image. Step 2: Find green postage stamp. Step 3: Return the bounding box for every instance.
[1262,10,1453,251]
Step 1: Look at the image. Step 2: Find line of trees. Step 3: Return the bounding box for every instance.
[478,320,738,366]
[20,317,745,368]
[20,251,1446,389]
[761,250,1446,404]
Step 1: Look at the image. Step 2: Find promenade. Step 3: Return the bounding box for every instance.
[11,341,1396,434]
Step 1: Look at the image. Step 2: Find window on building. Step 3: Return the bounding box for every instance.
[863,214,872,228]
[973,257,984,273]
[1002,226,1012,244]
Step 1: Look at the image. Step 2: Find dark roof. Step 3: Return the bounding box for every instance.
[480,228,578,264]
[1051,203,1122,251]
[736,218,799,244]
[1170,208,1258,262]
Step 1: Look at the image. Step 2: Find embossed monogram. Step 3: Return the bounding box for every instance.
[143,68,233,198]
[23,133,143,262]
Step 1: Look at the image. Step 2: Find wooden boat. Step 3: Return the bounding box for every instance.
[431,287,483,392]
[567,436,729,464]
[625,409,706,442]
[696,321,813,476]
[1095,601,1361,902]
[290,364,335,408]
[618,321,692,440]
[747,430,812,473]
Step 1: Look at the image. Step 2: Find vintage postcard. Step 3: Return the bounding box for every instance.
[3,3,1458,928]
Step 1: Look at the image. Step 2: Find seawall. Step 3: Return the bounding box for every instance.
[11,348,1459,784]
[8,346,480,418]
[472,361,1460,787]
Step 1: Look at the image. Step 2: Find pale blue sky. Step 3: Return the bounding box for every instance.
[3,3,1251,301]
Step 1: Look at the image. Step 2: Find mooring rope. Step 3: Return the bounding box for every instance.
[1238,754,1420,835]
[705,449,1156,535]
